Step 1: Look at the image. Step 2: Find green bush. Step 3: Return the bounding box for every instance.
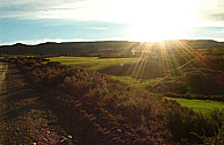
[24,58,36,67]
[164,80,188,94]
[15,58,24,65]
[191,112,224,144]
[186,72,224,95]
[146,79,188,95]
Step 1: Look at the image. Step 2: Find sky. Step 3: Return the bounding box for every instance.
[1,0,224,45]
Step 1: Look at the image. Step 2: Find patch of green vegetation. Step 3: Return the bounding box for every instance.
[49,56,140,70]
[48,56,165,88]
[164,97,224,115]
[112,76,163,88]
[49,56,150,86]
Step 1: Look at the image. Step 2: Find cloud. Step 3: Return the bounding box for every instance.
[1,0,224,27]
[0,0,117,21]
[218,29,224,34]
[210,13,224,21]
[83,27,108,30]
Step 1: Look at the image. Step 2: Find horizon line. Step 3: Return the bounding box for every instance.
[1,38,224,46]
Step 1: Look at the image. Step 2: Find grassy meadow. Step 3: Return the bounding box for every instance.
[48,56,140,70]
[48,56,153,86]
[48,56,166,88]
[164,97,224,115]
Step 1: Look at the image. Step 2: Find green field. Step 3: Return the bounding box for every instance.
[112,76,163,88]
[48,56,163,87]
[164,97,224,115]
[49,56,140,70]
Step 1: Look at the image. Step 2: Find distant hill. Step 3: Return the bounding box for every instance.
[0,40,224,55]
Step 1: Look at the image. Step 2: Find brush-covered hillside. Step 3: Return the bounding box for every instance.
[1,40,224,56]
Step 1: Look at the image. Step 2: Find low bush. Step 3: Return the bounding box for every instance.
[186,71,224,95]
[163,99,224,144]
[146,79,188,95]
[23,58,36,67]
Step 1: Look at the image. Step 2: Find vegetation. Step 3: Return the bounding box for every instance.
[1,56,224,144]
[47,56,224,95]
[164,97,224,114]
[48,56,139,71]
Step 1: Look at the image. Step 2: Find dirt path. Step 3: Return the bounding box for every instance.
[0,62,7,91]
[0,63,70,144]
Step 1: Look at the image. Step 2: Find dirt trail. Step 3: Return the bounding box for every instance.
[0,63,70,144]
[0,62,7,90]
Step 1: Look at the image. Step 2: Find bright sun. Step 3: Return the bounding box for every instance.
[125,0,193,42]
[132,24,184,42]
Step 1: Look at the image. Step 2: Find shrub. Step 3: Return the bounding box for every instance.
[186,72,224,95]
[24,58,36,67]
[164,100,222,144]
[191,119,224,144]
[164,80,188,94]
[15,58,25,65]
[165,92,182,98]
[146,79,188,95]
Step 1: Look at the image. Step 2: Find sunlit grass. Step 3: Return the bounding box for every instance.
[164,97,224,115]
[112,76,162,88]
[48,56,166,88]
[48,56,167,85]
[48,56,140,70]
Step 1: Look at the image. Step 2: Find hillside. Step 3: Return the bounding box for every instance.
[0,40,224,56]
[0,41,135,55]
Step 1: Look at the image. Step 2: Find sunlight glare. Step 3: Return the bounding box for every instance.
[127,0,192,42]
[132,22,185,42]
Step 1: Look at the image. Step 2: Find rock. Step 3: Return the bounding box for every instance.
[117,129,122,132]
[68,135,72,139]
[60,137,67,143]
